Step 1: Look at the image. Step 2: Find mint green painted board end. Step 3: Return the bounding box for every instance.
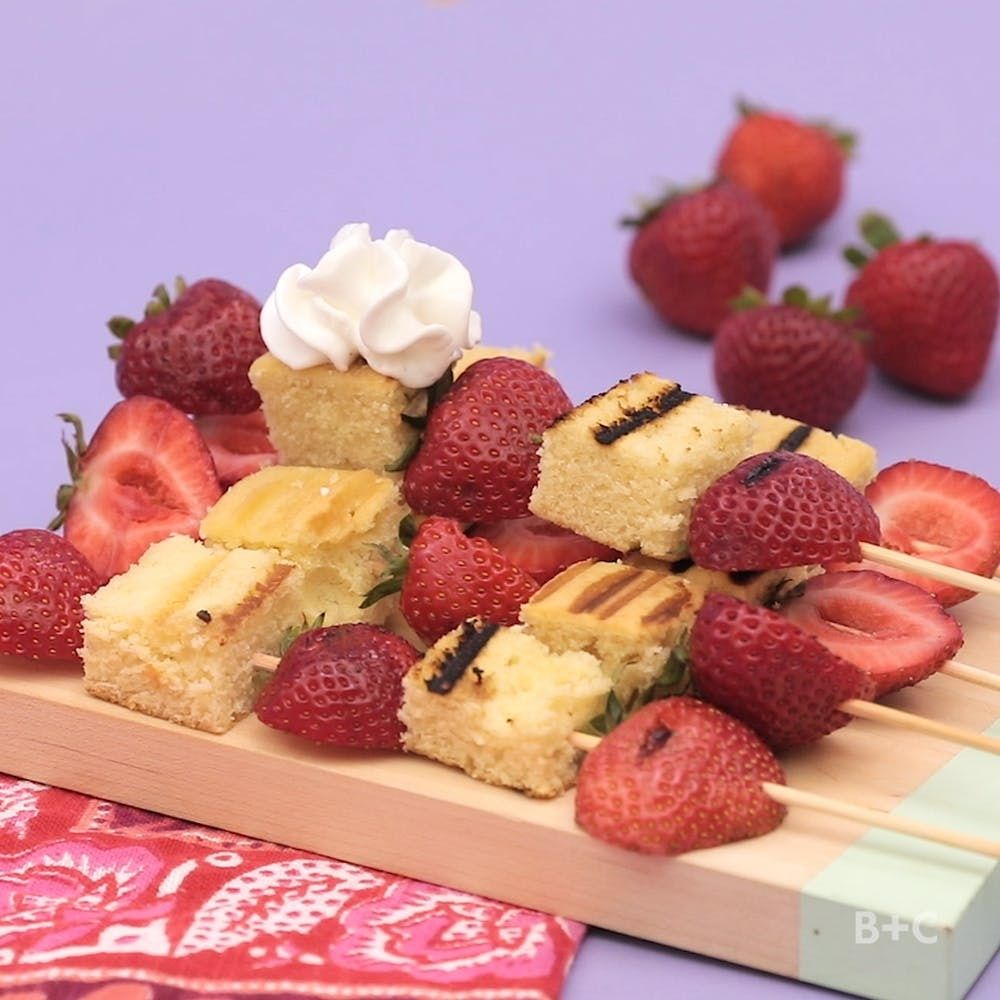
[800,721,1000,1000]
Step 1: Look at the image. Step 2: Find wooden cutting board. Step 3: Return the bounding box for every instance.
[2,592,999,1000]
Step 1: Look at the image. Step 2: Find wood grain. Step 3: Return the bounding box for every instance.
[0,593,998,984]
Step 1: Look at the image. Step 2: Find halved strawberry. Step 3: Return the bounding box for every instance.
[50,396,222,582]
[401,516,540,644]
[195,410,277,488]
[853,461,1000,606]
[689,593,875,750]
[780,570,964,697]
[468,515,620,585]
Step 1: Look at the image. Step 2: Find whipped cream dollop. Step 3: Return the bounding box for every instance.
[260,223,482,388]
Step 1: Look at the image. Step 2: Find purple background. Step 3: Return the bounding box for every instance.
[3,2,999,997]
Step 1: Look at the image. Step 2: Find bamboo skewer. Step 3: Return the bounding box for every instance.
[940,659,1000,692]
[254,651,1000,753]
[859,542,1000,600]
[841,698,1000,755]
[567,733,1000,859]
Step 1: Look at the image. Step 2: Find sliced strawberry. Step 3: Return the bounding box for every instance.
[468,515,620,585]
[780,570,964,697]
[53,396,222,582]
[848,461,1000,607]
[195,410,277,488]
[575,697,786,855]
[401,516,540,644]
[256,624,420,749]
[690,593,875,749]
[689,451,880,571]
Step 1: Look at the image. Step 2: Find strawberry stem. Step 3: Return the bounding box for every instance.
[859,212,902,251]
[843,245,870,269]
[47,412,89,531]
[730,285,769,312]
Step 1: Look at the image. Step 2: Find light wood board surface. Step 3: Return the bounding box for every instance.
[1,592,999,999]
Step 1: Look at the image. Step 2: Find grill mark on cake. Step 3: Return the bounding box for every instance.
[776,424,813,452]
[426,621,499,695]
[595,572,666,619]
[529,559,600,604]
[640,589,693,625]
[569,567,650,617]
[741,453,785,486]
[592,385,695,445]
[219,562,298,633]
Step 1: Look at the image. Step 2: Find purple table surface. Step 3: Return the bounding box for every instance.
[3,2,1000,997]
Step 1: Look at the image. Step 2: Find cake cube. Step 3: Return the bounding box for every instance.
[529,372,755,560]
[520,559,700,704]
[82,535,303,734]
[400,619,610,798]
[453,343,551,377]
[250,352,422,472]
[626,554,819,609]
[747,409,878,489]
[200,465,407,625]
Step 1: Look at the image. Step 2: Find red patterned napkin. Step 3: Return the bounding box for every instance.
[0,775,584,999]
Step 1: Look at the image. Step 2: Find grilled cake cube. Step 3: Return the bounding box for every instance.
[626,554,819,609]
[400,619,610,798]
[520,559,700,703]
[82,535,303,734]
[200,465,407,626]
[529,372,755,560]
[748,409,877,489]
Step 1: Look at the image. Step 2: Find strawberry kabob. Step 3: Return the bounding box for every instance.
[683,451,1000,750]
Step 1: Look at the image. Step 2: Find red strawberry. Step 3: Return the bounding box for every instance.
[716,101,853,248]
[842,460,1000,607]
[690,593,875,749]
[403,358,572,522]
[689,452,880,571]
[110,277,265,415]
[0,529,101,664]
[401,516,539,644]
[625,180,777,336]
[713,286,868,430]
[780,570,964,698]
[468,515,620,585]
[256,624,420,748]
[575,697,786,855]
[195,410,278,488]
[50,397,222,582]
[844,214,999,398]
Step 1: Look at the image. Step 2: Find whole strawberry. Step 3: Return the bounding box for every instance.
[717,100,854,248]
[110,277,265,414]
[0,529,101,663]
[50,397,222,582]
[689,452,881,570]
[714,286,868,429]
[404,358,572,522]
[256,624,420,748]
[690,594,875,749]
[844,214,999,398]
[401,516,539,644]
[625,181,777,337]
[575,697,786,855]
